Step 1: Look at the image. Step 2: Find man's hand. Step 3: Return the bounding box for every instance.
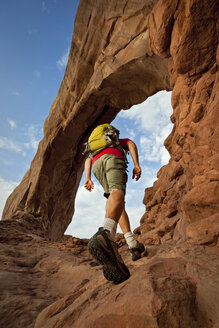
[84,157,93,191]
[84,179,94,192]
[126,140,141,181]
[132,165,141,181]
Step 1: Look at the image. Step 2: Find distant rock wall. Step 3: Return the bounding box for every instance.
[2,0,171,240]
[139,0,219,245]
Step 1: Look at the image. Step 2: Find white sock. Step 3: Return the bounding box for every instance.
[102,218,117,241]
[124,231,138,249]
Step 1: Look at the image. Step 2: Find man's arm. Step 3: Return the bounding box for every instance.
[126,140,141,181]
[84,157,94,191]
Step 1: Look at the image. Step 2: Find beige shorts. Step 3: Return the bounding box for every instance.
[92,154,128,197]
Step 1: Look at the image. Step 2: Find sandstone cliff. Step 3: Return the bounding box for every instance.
[0,0,218,327]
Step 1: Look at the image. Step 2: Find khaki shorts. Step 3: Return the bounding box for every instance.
[93,154,128,197]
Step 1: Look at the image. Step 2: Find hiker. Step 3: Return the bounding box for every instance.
[84,124,145,284]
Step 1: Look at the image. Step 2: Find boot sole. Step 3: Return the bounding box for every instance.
[88,236,130,284]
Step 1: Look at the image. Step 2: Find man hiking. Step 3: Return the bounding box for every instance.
[84,123,144,284]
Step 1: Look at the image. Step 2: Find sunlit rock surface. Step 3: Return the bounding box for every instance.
[0,0,218,327]
[139,0,219,246]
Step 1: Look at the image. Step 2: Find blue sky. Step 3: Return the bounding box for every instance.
[0,1,173,238]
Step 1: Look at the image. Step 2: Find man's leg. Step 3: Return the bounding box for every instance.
[105,189,125,221]
[102,155,127,240]
[118,208,131,234]
[118,208,145,261]
[88,189,130,283]
[102,189,125,241]
[88,156,130,283]
[119,209,138,248]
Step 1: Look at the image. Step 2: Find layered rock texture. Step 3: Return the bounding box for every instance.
[139,0,219,247]
[1,0,218,327]
[0,231,218,328]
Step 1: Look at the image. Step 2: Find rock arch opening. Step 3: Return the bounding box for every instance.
[66,90,173,239]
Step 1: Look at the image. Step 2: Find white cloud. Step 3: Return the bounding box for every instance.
[0,136,25,155]
[125,127,136,139]
[138,165,158,187]
[57,48,70,70]
[24,124,43,151]
[119,91,172,134]
[0,177,18,218]
[140,123,172,165]
[7,118,16,129]
[120,91,172,166]
[0,124,42,157]
[65,184,106,238]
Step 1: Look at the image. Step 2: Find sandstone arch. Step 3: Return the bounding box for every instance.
[2,0,219,245]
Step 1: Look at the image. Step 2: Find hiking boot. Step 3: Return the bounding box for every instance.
[129,242,145,261]
[88,227,130,284]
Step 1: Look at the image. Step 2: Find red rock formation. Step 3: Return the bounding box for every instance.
[34,246,216,328]
[0,0,218,327]
[139,0,219,246]
[0,222,218,328]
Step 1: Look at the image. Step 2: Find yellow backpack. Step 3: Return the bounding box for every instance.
[83,124,120,156]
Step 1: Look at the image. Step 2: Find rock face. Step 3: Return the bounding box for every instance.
[0,0,219,327]
[139,0,219,246]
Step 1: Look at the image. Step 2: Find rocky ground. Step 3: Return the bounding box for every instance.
[0,219,218,328]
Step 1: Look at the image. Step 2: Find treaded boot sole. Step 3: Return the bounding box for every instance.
[88,233,130,284]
